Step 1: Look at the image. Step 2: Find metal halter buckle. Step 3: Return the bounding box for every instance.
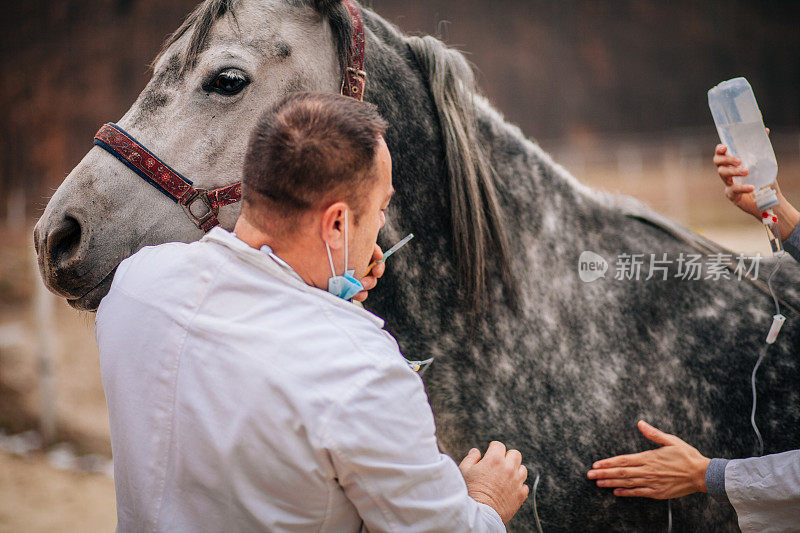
[346,67,367,80]
[341,67,367,96]
[181,189,218,229]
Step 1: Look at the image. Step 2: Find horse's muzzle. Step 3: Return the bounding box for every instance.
[34,211,95,300]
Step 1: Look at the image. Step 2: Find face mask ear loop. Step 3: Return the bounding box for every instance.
[344,209,350,273]
[326,242,336,278]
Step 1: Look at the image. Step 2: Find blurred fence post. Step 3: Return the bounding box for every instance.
[7,187,25,231]
[32,242,57,444]
[663,144,688,223]
[617,144,644,186]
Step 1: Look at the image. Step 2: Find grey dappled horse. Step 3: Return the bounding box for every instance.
[33,0,800,530]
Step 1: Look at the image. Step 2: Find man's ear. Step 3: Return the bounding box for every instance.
[320,202,348,250]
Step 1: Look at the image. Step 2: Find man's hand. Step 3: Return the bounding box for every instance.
[458,441,529,523]
[586,420,710,500]
[353,244,385,303]
[713,140,800,240]
[713,143,763,219]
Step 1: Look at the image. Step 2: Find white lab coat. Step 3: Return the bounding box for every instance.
[95,227,504,533]
[726,451,800,533]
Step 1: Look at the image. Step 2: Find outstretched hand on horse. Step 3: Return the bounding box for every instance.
[586,420,710,500]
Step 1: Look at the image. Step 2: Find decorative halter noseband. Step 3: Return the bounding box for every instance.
[93,0,367,232]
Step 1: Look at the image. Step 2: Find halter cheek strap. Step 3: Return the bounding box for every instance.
[341,0,366,101]
[92,0,367,232]
[94,123,241,232]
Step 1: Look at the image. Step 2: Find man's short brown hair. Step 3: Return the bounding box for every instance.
[242,92,388,233]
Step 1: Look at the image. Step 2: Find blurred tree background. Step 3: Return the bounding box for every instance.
[1,0,799,219]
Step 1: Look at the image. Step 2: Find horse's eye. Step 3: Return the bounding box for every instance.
[207,70,249,96]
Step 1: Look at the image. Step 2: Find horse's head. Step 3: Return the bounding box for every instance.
[34,0,350,310]
[35,0,515,315]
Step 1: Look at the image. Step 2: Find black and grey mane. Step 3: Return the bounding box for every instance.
[404,35,517,311]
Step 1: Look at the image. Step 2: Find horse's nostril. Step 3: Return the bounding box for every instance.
[47,215,83,267]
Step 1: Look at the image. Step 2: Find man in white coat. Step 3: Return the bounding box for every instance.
[96,91,528,532]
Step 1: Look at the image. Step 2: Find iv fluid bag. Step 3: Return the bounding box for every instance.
[708,77,777,190]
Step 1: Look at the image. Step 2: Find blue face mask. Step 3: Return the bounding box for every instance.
[326,210,364,301]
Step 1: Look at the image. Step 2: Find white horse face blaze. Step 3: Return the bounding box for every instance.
[34,0,341,310]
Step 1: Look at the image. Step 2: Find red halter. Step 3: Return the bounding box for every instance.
[93,0,367,232]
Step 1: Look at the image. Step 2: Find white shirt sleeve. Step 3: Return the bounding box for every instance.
[320,360,505,533]
[725,450,800,533]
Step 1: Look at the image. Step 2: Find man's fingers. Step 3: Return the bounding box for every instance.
[613,487,659,498]
[592,452,645,470]
[591,455,628,469]
[351,274,378,302]
[519,483,530,503]
[506,449,523,468]
[715,161,745,175]
[459,448,481,472]
[484,441,507,462]
[588,466,640,480]
[371,261,386,279]
[729,183,755,195]
[715,144,727,155]
[638,420,682,447]
[713,154,740,167]
[596,477,651,489]
[517,464,528,482]
[726,185,755,202]
[354,245,387,303]
[360,276,378,292]
[371,243,384,263]
[718,167,748,183]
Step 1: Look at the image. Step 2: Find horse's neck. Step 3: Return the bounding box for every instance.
[364,9,606,244]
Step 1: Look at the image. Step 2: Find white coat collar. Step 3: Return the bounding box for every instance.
[201,227,385,328]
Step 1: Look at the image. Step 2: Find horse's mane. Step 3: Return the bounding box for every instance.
[153,0,353,81]
[404,36,517,312]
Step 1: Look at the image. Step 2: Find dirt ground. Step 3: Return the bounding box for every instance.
[0,451,116,533]
[0,229,113,532]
